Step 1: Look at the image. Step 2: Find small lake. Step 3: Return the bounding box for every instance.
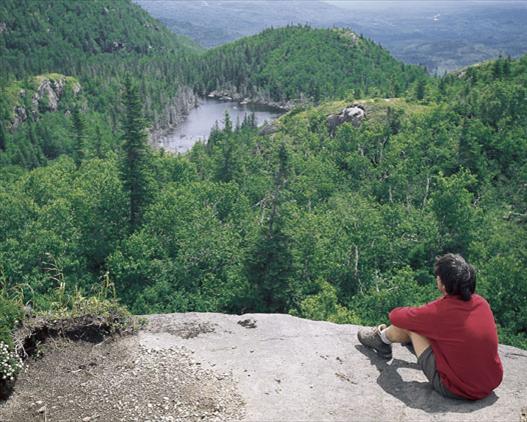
[157,98,283,153]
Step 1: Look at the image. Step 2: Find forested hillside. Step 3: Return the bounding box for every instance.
[0,0,526,391]
[0,0,198,78]
[0,0,200,168]
[194,26,427,101]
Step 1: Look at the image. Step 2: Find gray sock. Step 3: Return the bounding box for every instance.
[379,328,392,344]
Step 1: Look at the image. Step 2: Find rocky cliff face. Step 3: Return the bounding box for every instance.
[1,313,525,421]
[10,75,81,130]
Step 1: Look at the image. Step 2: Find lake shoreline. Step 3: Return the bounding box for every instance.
[148,86,200,147]
[154,97,284,154]
[205,90,311,112]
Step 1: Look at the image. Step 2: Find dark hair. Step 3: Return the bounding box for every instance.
[434,253,476,301]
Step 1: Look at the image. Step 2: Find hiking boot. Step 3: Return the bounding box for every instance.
[357,324,393,359]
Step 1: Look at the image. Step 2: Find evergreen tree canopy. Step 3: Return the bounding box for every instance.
[0,0,525,352]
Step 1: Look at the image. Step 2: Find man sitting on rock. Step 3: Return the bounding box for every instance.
[357,253,503,400]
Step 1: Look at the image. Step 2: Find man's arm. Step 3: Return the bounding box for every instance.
[389,298,442,338]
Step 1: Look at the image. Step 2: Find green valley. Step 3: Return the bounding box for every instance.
[0,0,526,394]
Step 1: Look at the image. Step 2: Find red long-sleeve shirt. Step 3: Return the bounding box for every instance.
[389,294,503,400]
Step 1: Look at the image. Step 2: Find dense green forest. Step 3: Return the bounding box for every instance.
[194,26,428,101]
[0,0,526,385]
[0,0,200,168]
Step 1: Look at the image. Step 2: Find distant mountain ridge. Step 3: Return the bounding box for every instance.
[135,0,527,73]
[134,0,343,48]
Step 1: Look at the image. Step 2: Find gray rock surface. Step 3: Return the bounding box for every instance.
[258,122,280,136]
[2,313,525,421]
[142,313,527,422]
[33,78,60,112]
[207,89,301,111]
[9,76,81,129]
[327,104,366,136]
[12,106,27,129]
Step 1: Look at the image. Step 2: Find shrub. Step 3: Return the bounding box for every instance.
[0,295,23,346]
[0,341,23,382]
[293,279,360,324]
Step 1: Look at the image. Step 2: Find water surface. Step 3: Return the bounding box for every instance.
[158,98,283,153]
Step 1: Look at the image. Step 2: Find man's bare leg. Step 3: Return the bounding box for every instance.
[384,325,411,343]
[384,325,431,358]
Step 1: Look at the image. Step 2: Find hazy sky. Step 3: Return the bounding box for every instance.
[324,0,522,8]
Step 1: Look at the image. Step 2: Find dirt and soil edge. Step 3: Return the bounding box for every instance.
[0,304,137,400]
[0,315,245,422]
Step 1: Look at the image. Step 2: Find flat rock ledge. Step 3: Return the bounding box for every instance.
[1,313,526,421]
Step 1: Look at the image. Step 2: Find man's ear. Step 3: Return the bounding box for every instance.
[436,276,447,294]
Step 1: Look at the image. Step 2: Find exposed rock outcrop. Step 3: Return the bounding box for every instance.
[1,313,525,421]
[327,104,366,136]
[333,28,360,46]
[258,121,280,136]
[12,106,27,130]
[207,89,302,111]
[10,75,81,129]
[104,41,126,53]
[32,79,60,112]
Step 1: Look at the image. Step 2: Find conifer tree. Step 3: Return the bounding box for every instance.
[94,124,104,158]
[72,105,86,166]
[246,142,294,312]
[0,122,6,152]
[492,58,503,80]
[503,56,512,78]
[26,122,42,168]
[465,67,477,86]
[121,77,152,230]
[415,79,426,100]
[223,111,233,133]
[207,122,222,152]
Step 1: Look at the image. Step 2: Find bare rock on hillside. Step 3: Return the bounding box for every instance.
[10,76,81,129]
[327,104,366,136]
[1,313,526,421]
[12,106,27,130]
[32,78,61,112]
[258,121,280,136]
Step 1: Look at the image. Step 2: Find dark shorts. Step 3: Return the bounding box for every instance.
[418,347,465,400]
